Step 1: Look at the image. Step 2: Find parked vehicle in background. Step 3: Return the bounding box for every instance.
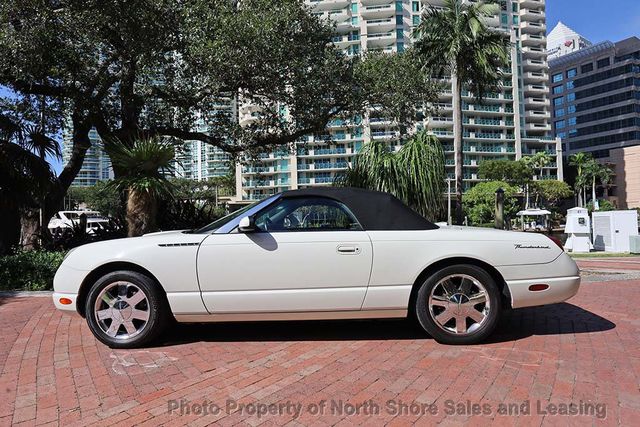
[48,211,111,237]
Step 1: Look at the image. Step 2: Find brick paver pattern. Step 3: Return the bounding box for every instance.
[0,258,639,426]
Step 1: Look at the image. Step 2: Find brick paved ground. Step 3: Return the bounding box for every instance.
[0,258,639,426]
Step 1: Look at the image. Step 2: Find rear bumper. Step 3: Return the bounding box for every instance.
[507,275,580,309]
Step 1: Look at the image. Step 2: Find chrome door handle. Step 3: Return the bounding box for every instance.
[337,245,361,254]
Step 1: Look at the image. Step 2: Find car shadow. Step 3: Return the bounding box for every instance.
[158,302,615,346]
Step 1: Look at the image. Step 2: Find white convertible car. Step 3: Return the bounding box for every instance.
[53,188,580,348]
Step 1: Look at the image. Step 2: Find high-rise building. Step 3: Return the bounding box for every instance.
[549,37,640,160]
[547,21,592,60]
[236,0,562,202]
[62,127,113,187]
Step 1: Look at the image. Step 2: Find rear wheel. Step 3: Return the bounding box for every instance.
[85,271,168,348]
[415,265,501,345]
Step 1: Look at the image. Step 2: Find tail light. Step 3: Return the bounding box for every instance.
[548,235,564,250]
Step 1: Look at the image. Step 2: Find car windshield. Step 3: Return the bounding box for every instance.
[193,200,261,233]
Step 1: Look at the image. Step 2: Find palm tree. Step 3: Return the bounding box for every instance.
[106,137,175,237]
[414,0,510,224]
[569,152,592,207]
[335,131,446,220]
[530,151,552,180]
[584,160,614,210]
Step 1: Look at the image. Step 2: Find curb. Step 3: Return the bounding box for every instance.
[0,290,53,298]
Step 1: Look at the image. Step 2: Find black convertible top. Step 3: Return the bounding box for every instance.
[279,187,439,231]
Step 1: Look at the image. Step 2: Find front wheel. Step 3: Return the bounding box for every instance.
[85,271,168,348]
[415,265,501,345]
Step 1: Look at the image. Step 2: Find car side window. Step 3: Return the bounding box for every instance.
[254,197,362,232]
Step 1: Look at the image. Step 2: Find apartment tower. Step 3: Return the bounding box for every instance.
[236,0,562,202]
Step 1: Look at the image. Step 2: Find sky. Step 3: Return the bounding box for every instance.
[4,0,640,176]
[546,0,640,44]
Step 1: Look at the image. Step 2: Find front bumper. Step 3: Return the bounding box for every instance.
[52,263,89,316]
[52,292,81,315]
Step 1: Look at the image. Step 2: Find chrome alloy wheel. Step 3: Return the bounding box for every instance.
[428,274,490,335]
[94,281,150,340]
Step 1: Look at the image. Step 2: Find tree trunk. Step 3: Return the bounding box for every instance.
[126,189,157,237]
[592,176,597,209]
[20,207,41,250]
[452,73,464,225]
[0,204,21,256]
[18,113,93,250]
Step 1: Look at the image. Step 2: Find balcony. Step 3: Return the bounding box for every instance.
[520,20,546,34]
[366,18,395,32]
[523,58,547,71]
[366,31,396,47]
[519,8,545,21]
[525,110,550,121]
[524,71,548,82]
[523,84,547,95]
[521,33,546,47]
[361,3,394,19]
[526,123,552,132]
[522,46,547,58]
[525,97,550,107]
[308,0,350,11]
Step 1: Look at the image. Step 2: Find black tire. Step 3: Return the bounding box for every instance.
[415,264,501,345]
[85,270,169,348]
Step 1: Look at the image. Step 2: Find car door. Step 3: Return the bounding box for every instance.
[197,196,373,313]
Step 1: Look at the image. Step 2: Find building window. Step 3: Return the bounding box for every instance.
[351,3,358,13]
[501,14,508,26]
[554,97,564,106]
[569,129,578,137]
[556,120,566,129]
[396,1,403,12]
[412,1,420,12]
[512,15,519,25]
[396,14,403,25]
[568,105,576,114]
[557,132,567,139]
[568,117,577,126]
[351,16,358,25]
[555,108,565,117]
[552,73,563,83]
[581,63,594,73]
[567,93,576,102]
[397,42,404,52]
[413,15,420,26]
[553,85,564,94]
[597,57,611,68]
[566,81,575,90]
[567,68,577,78]
[396,29,404,39]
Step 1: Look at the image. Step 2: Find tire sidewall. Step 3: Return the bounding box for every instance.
[415,264,501,345]
[85,270,166,348]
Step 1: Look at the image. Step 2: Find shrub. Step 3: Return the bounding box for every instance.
[463,181,521,226]
[0,250,66,291]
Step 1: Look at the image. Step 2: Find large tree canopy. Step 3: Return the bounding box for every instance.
[0,0,437,246]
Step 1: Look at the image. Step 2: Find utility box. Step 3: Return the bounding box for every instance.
[630,236,640,254]
[565,207,591,253]
[592,210,639,252]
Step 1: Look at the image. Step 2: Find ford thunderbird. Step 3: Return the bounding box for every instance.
[53,188,580,348]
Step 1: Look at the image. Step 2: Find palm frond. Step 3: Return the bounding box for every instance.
[335,131,445,220]
[105,137,176,198]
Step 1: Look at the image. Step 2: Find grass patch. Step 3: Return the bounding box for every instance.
[0,250,66,291]
[569,252,639,258]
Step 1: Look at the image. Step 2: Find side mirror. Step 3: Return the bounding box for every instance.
[238,215,256,233]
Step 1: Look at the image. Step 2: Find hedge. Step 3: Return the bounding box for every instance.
[0,251,66,291]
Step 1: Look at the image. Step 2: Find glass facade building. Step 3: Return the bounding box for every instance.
[236,0,562,202]
[549,37,640,160]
